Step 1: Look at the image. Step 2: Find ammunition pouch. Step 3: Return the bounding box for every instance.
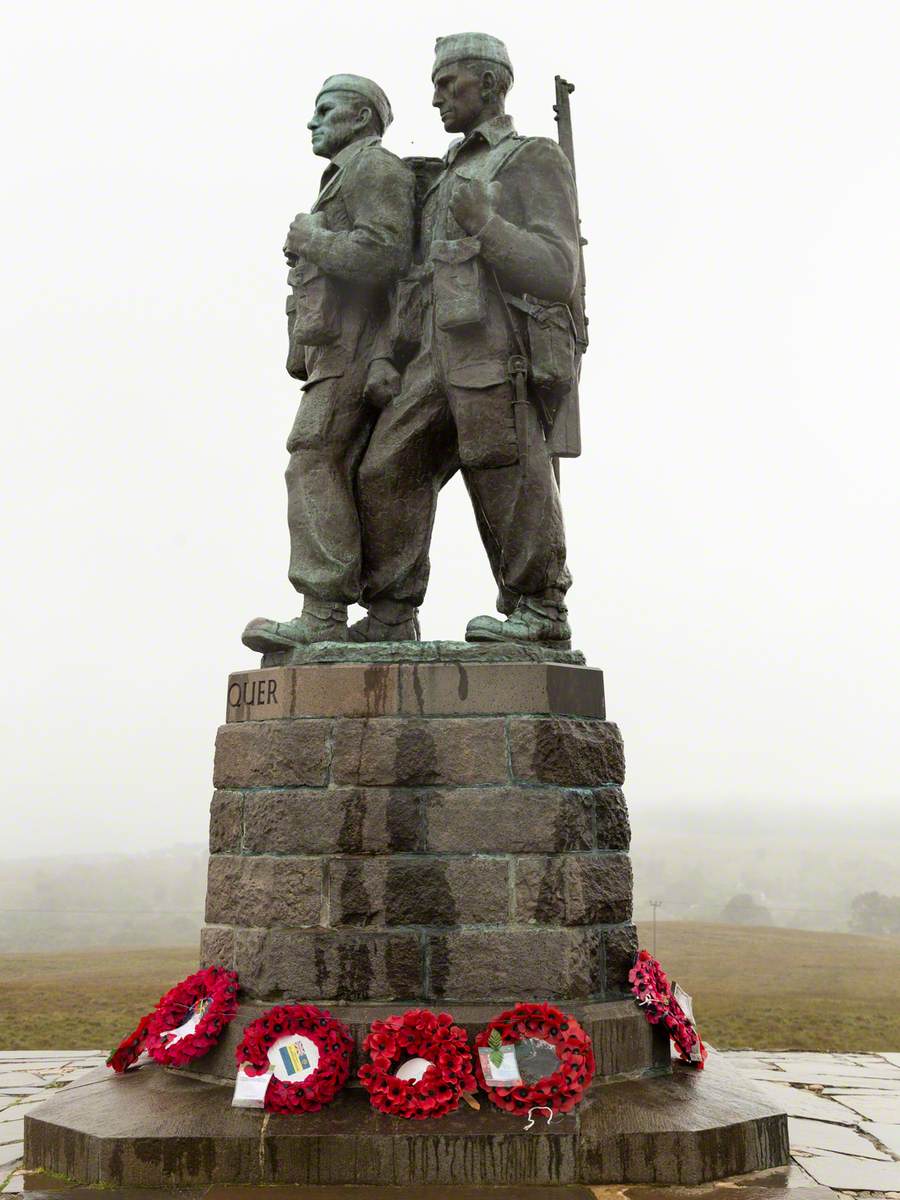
[285,293,308,381]
[431,237,488,330]
[446,360,518,469]
[287,261,341,350]
[505,293,577,406]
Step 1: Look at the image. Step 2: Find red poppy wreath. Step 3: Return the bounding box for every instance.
[473,1002,595,1116]
[628,950,707,1068]
[107,965,239,1073]
[144,965,240,1067]
[107,1009,155,1073]
[358,1009,477,1119]
[235,1004,354,1114]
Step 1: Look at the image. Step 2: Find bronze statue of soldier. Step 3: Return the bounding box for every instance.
[243,75,413,651]
[350,33,578,646]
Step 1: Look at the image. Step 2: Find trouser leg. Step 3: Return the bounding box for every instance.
[458,386,572,612]
[285,377,375,605]
[358,363,457,613]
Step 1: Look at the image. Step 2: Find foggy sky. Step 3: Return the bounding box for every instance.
[2,0,898,859]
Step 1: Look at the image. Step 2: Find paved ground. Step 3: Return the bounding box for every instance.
[2,1051,899,1198]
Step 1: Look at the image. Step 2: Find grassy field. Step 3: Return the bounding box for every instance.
[640,921,900,1052]
[0,924,897,1052]
[0,945,197,1051]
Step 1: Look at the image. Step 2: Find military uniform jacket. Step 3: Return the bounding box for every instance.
[288,135,413,389]
[418,114,580,391]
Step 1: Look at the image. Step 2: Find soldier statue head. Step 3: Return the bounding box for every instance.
[307,74,393,160]
[432,32,514,135]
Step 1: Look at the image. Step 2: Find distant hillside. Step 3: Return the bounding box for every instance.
[0,846,206,952]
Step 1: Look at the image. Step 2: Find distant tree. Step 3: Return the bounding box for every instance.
[849,892,900,935]
[721,893,774,926]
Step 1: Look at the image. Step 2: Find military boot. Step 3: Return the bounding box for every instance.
[348,601,420,643]
[465,596,571,648]
[242,597,349,652]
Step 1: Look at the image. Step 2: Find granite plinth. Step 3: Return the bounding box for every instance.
[24,1054,789,1188]
[259,639,585,668]
[226,661,604,721]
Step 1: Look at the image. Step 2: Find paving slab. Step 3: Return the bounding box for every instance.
[797,1155,900,1191]
[730,1163,823,1188]
[860,1122,900,1158]
[749,1081,861,1124]
[823,1093,900,1123]
[0,1144,23,1170]
[745,1069,900,1088]
[788,1117,892,1160]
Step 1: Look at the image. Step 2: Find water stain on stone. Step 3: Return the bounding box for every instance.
[395,720,439,785]
[337,789,366,853]
[337,859,374,926]
[456,663,469,700]
[385,859,457,926]
[429,934,449,998]
[312,936,329,994]
[335,938,374,1000]
[385,933,421,998]
[386,789,421,851]
[362,664,392,715]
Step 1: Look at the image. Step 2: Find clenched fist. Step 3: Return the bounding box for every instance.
[364,359,401,409]
[283,211,324,261]
[450,178,502,235]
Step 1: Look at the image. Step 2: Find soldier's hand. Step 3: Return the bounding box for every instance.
[364,359,401,410]
[284,212,321,259]
[450,179,501,235]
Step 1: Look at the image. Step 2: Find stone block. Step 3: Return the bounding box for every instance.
[329,856,509,927]
[225,661,605,720]
[213,720,330,787]
[394,661,603,718]
[243,788,421,855]
[235,927,422,1001]
[594,786,631,850]
[515,853,633,925]
[205,855,322,927]
[425,787,593,853]
[604,922,640,993]
[208,790,243,854]
[199,924,234,970]
[428,929,602,1000]
[331,717,507,786]
[509,717,625,786]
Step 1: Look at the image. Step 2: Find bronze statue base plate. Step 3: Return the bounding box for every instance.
[259,639,586,668]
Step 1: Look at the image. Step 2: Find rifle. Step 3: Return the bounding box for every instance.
[547,75,587,472]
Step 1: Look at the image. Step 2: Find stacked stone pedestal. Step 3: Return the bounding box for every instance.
[25,646,788,1189]
[201,652,653,1081]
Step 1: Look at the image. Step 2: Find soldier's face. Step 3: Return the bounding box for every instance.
[432,64,485,134]
[307,92,365,159]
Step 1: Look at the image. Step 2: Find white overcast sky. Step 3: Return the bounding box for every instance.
[2,1,899,859]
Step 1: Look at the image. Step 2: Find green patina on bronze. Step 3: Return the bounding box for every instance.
[244,33,586,654]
